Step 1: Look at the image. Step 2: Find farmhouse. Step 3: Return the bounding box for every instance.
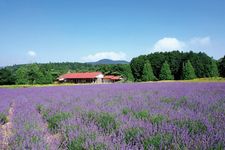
[103,75,121,83]
[58,72,121,84]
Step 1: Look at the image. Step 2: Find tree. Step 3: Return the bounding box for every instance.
[39,71,53,84]
[182,60,196,80]
[146,52,166,79]
[142,61,156,81]
[27,64,44,84]
[209,60,219,77]
[16,66,29,84]
[130,55,146,81]
[16,64,45,85]
[219,55,225,77]
[159,61,174,80]
[96,64,134,82]
[0,68,15,85]
[119,64,134,82]
[187,52,212,78]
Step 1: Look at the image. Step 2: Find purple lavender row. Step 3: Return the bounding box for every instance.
[0,89,13,124]
[23,83,224,149]
[0,88,14,145]
[0,82,224,149]
[7,94,55,149]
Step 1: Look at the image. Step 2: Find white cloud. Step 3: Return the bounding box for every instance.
[27,50,37,57]
[189,36,211,46]
[151,36,211,52]
[81,51,127,62]
[153,37,186,52]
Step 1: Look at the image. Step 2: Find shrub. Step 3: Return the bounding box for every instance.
[67,136,85,150]
[96,112,119,134]
[143,133,172,150]
[149,114,166,125]
[63,125,80,138]
[173,96,188,109]
[86,111,97,122]
[0,113,8,125]
[128,96,133,100]
[124,127,143,144]
[160,97,175,103]
[174,119,207,134]
[133,110,149,120]
[36,104,51,119]
[122,107,131,115]
[89,143,107,150]
[209,142,224,150]
[36,104,43,113]
[47,112,71,133]
[24,122,40,131]
[83,111,119,134]
[31,136,40,143]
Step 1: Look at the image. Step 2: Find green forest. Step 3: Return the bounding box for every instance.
[130,51,224,81]
[0,51,225,85]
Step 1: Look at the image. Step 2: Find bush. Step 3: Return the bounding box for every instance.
[47,112,71,133]
[36,104,51,119]
[67,136,85,150]
[174,119,207,134]
[173,96,188,109]
[83,111,119,134]
[96,112,119,134]
[209,142,224,150]
[89,143,107,150]
[124,127,143,144]
[0,113,8,125]
[133,110,149,120]
[122,107,131,115]
[86,111,97,122]
[160,97,175,103]
[143,133,173,150]
[149,114,166,125]
[31,136,40,144]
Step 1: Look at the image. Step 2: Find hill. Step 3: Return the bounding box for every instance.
[86,59,129,65]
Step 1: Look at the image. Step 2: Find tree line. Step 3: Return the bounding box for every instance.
[0,63,133,85]
[130,51,224,81]
[0,51,225,85]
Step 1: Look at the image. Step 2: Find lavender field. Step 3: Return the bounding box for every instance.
[0,82,225,150]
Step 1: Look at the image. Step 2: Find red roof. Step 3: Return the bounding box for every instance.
[104,75,121,80]
[60,72,102,79]
[104,75,115,79]
[112,76,121,80]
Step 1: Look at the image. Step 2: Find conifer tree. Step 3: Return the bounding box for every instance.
[159,61,174,80]
[219,55,225,77]
[142,61,156,81]
[209,60,219,77]
[182,60,196,80]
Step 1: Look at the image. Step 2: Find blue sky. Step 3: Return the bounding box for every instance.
[0,0,225,66]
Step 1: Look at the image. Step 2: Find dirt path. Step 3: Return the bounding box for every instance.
[43,122,62,150]
[0,103,14,149]
[1,104,62,149]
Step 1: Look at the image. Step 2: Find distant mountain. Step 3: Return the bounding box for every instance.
[86,59,129,65]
